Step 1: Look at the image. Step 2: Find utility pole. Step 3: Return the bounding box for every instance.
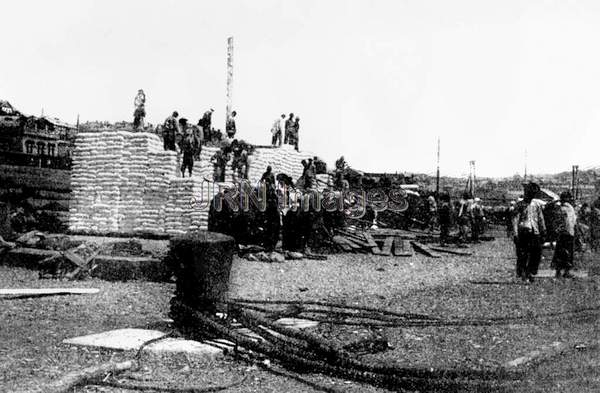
[435,137,440,196]
[524,149,528,182]
[226,36,234,128]
[466,160,476,197]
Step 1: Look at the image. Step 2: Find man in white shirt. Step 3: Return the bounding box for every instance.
[512,182,546,282]
[271,114,285,146]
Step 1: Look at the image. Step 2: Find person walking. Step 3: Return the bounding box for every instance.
[552,191,577,279]
[512,182,546,283]
[162,111,179,151]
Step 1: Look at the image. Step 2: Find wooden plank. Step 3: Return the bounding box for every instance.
[369,229,418,239]
[410,241,441,258]
[380,237,394,256]
[332,236,353,252]
[363,233,378,247]
[393,237,413,257]
[363,233,382,254]
[337,230,370,247]
[341,237,362,250]
[429,247,472,256]
[0,288,100,296]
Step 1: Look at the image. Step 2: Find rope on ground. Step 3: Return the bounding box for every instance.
[173,300,523,392]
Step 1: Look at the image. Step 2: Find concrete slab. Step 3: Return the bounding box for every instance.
[274,318,319,330]
[142,338,224,362]
[535,270,589,279]
[63,328,167,351]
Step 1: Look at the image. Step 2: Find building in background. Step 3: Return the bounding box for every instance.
[0,100,76,169]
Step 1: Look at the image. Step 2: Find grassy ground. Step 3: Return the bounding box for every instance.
[1,232,600,392]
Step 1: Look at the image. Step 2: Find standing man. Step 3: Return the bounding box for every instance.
[226,111,237,139]
[292,116,300,151]
[261,166,276,191]
[271,114,285,146]
[284,113,294,145]
[512,182,546,283]
[427,195,438,233]
[210,149,227,182]
[552,191,577,279]
[133,89,146,130]
[438,192,452,246]
[192,125,203,160]
[471,197,485,242]
[457,192,472,244]
[162,111,179,151]
[198,108,214,143]
[179,127,198,178]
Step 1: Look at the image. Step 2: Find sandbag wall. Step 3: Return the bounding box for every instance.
[69,131,327,235]
[69,131,178,234]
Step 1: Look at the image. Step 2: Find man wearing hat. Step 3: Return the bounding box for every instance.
[512,182,546,282]
[552,191,577,278]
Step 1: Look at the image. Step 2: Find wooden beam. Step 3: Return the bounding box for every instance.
[429,246,472,256]
[363,233,382,254]
[0,288,100,296]
[410,241,441,258]
[393,237,413,257]
[379,237,393,256]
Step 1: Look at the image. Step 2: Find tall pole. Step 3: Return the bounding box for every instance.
[524,149,528,182]
[572,165,579,200]
[226,37,234,127]
[435,137,440,195]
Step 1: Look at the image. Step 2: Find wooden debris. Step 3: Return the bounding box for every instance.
[331,228,470,259]
[429,246,472,256]
[363,233,382,254]
[393,237,413,257]
[410,241,441,258]
[379,237,394,256]
[332,236,355,251]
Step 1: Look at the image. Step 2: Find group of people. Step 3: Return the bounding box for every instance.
[209,139,250,182]
[271,113,300,150]
[508,182,576,282]
[161,109,238,177]
[428,192,486,246]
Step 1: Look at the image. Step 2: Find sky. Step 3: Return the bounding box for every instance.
[2,0,600,178]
